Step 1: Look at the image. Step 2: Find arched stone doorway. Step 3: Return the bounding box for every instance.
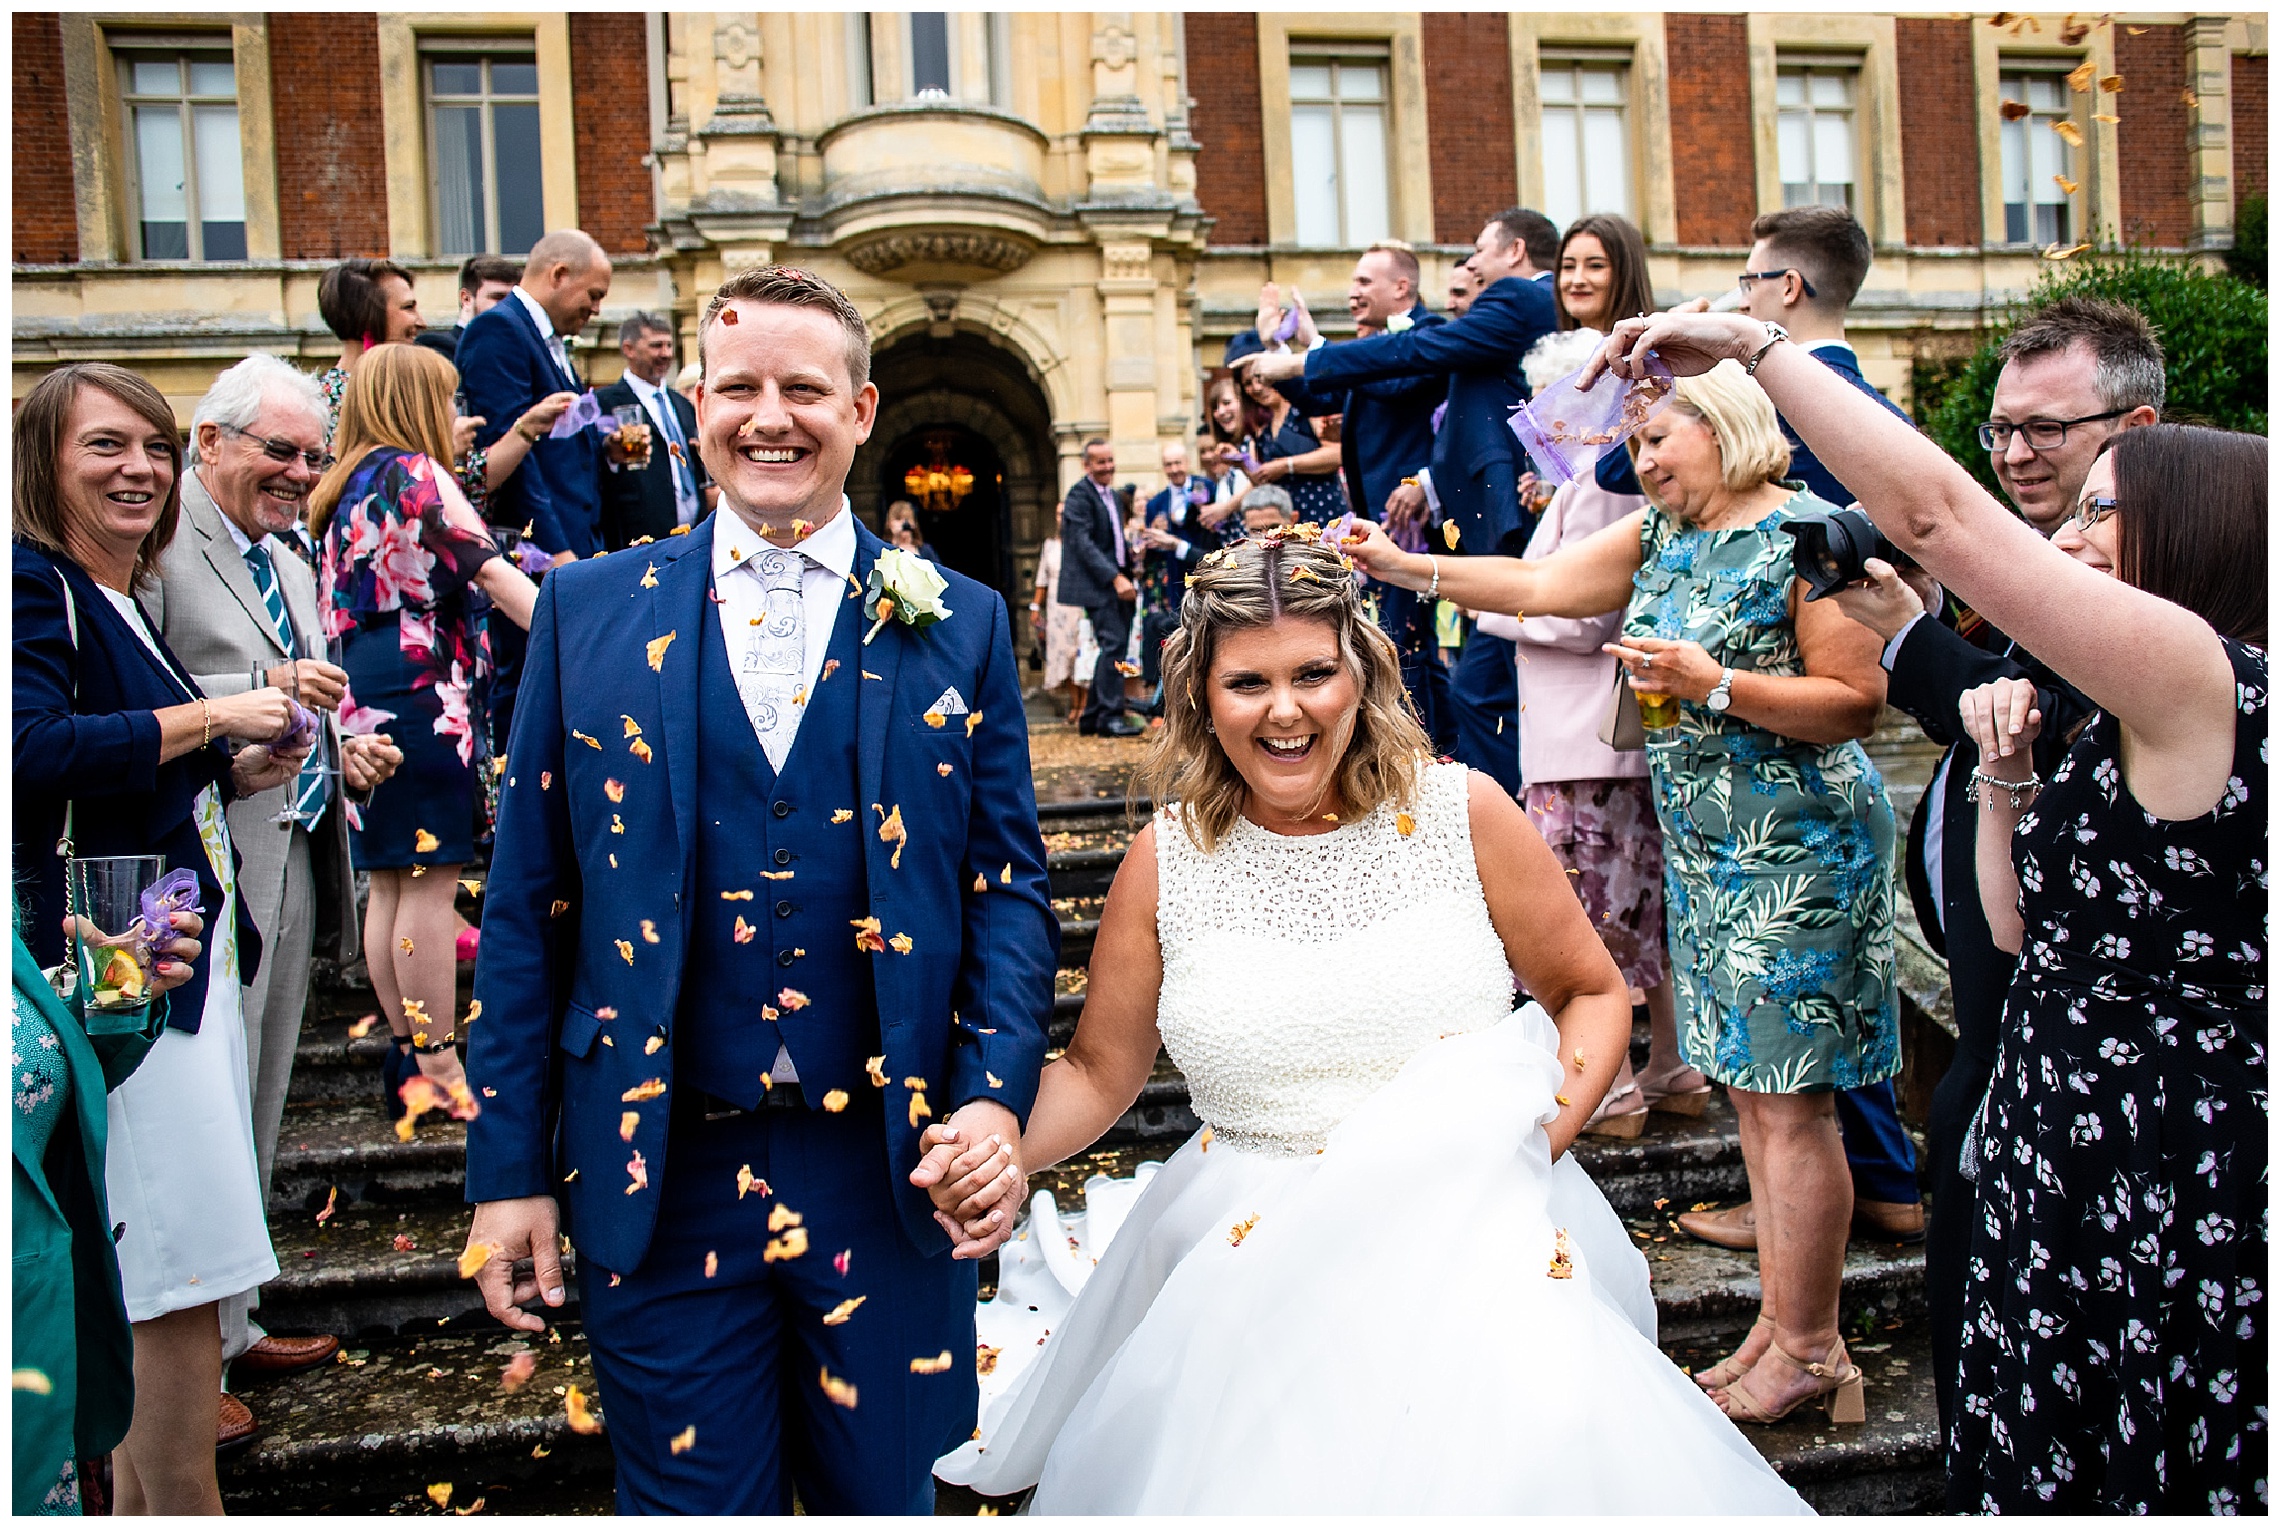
[853,330,1058,616]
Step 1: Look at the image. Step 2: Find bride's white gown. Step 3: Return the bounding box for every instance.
[937,763,1809,1513]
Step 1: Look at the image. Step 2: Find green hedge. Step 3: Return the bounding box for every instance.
[1921,259,2269,494]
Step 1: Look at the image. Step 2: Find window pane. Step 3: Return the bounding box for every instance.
[1777,108,1810,187]
[490,60,539,96]
[1582,106,1629,217]
[130,59,180,96]
[2029,76,2062,111]
[1580,66,1621,105]
[1289,63,1332,100]
[433,103,485,255]
[2005,202,2029,244]
[1337,63,1383,102]
[2029,118,2065,195]
[1539,65,1574,105]
[1809,71,1849,107]
[1776,71,1803,106]
[202,221,247,260]
[192,105,245,220]
[1813,113,1853,188]
[1289,103,1340,246]
[432,61,482,96]
[1339,103,1389,245]
[2001,116,2029,204]
[1540,108,1581,234]
[134,105,188,221]
[493,103,545,255]
[187,59,236,98]
[910,13,951,94]
[850,13,874,106]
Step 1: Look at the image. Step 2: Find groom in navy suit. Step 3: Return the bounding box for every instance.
[463,266,1057,1513]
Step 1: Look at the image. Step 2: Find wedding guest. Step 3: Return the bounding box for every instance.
[1348,360,1897,1429]
[1137,442,1212,708]
[411,254,518,368]
[595,311,712,550]
[14,898,205,1515]
[883,498,942,565]
[308,345,538,1113]
[1238,482,1298,533]
[149,355,406,1379]
[1059,440,1143,737]
[13,362,309,1500]
[1198,372,1255,546]
[1031,504,1093,725]
[1590,306,2267,1513]
[314,257,427,445]
[1236,363,1345,525]
[1555,214,1656,334]
[1445,259,1479,318]
[1474,328,1705,1138]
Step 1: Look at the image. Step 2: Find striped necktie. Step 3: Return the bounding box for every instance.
[648,387,699,511]
[242,540,331,824]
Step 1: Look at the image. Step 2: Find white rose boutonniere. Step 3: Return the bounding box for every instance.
[864,547,953,645]
[1383,312,1414,334]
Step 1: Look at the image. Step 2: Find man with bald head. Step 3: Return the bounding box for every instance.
[457,229,617,743]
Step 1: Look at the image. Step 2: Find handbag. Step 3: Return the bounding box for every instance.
[1596,662,1647,751]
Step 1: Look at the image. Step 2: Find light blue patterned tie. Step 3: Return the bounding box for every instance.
[242,540,331,823]
[735,548,809,772]
[651,392,699,510]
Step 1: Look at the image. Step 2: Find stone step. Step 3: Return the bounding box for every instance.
[224,1282,1937,1515]
[271,1103,469,1216]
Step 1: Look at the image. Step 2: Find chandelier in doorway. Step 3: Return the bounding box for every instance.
[902,431,976,514]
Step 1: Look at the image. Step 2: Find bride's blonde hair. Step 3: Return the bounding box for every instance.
[1141,529,1431,852]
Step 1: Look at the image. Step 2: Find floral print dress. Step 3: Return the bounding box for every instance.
[1949,640,2267,1514]
[1621,492,1899,1094]
[317,447,502,869]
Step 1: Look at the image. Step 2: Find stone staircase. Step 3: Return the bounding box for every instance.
[219,714,1950,1515]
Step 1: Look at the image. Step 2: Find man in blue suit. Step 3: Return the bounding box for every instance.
[1239,207,1558,791]
[456,229,619,749]
[1260,242,1452,746]
[462,266,1058,1514]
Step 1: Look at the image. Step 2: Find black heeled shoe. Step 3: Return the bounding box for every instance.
[381,1036,414,1121]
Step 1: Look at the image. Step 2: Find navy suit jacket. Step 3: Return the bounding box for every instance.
[457,297,605,559]
[1273,303,1446,518]
[464,514,1058,1268]
[1300,276,1556,554]
[12,543,263,1032]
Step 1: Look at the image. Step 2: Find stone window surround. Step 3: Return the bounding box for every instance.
[1972,27,2120,252]
[1254,15,1435,249]
[374,13,579,261]
[58,12,283,266]
[1745,17,1905,251]
[856,13,1005,113]
[1510,15,1674,250]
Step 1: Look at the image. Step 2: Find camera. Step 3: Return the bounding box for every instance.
[1782,507,1914,602]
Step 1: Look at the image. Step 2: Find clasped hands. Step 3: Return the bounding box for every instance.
[911,1100,1027,1260]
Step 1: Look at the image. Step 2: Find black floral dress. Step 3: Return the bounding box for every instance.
[1950,639,2268,1514]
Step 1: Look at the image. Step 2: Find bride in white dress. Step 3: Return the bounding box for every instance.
[927,528,1811,1513]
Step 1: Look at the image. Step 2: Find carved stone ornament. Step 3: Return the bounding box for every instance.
[1091,22,1135,70]
[715,19,758,71]
[844,231,1035,277]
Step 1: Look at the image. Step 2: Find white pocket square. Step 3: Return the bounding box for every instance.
[925,686,970,716]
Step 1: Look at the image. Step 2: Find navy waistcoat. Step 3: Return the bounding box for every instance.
[677,584,878,1109]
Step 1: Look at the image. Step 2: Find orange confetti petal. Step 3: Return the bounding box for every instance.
[833,1249,852,1275]
[428,1483,454,1508]
[768,1202,804,1231]
[1442,520,1461,550]
[1999,98,2032,121]
[621,1078,667,1102]
[500,1351,537,1392]
[889,933,912,954]
[986,1071,1004,1088]
[965,711,983,737]
[604,778,625,803]
[972,873,987,893]
[1228,1213,1260,1247]
[823,1295,867,1326]
[565,1385,603,1434]
[670,1424,696,1454]
[923,710,946,729]
[703,1251,719,1280]
[2099,74,2123,94]
[572,730,601,749]
[908,1091,931,1128]
[622,715,643,738]
[2066,59,2096,93]
[937,762,953,777]
[2051,118,2085,147]
[2055,174,2081,196]
[737,1164,768,1199]
[976,1344,1002,1377]
[1395,812,1416,837]
[630,737,654,763]
[819,1367,859,1409]
[778,987,811,1011]
[414,828,440,853]
[910,1351,954,1375]
[764,1226,809,1262]
[646,632,677,672]
[625,1149,649,1194]
[616,939,635,964]
[316,1185,338,1224]
[851,915,886,953]
[831,809,853,824]
[641,919,660,944]
[821,1088,850,1113]
[550,899,571,918]
[620,1111,640,1141]
[999,862,1012,884]
[640,562,659,589]
[733,915,756,944]
[611,814,626,834]
[458,1241,499,1280]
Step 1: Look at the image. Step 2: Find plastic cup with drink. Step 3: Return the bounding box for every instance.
[610,405,654,470]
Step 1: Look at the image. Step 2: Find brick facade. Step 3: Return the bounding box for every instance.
[1183,12,1268,247]
[14,14,78,265]
[1662,15,1756,247]
[270,12,390,259]
[1895,18,1982,247]
[2235,54,2267,205]
[2114,24,2191,250]
[1419,13,1515,243]
[570,13,654,254]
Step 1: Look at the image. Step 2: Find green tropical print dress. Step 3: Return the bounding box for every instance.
[1623,492,1899,1094]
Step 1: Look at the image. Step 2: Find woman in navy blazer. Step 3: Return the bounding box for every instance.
[11,363,307,1510]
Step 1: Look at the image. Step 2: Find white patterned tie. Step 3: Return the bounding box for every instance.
[736,548,809,771]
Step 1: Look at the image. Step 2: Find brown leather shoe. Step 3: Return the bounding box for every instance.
[233,1333,340,1378]
[216,1392,258,1451]
[1852,1196,1927,1243]
[1676,1201,1758,1251]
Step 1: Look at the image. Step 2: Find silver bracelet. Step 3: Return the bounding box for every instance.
[1425,555,1441,601]
[1965,764,2040,810]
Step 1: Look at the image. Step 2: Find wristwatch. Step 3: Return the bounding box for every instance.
[1744,323,1788,376]
[1705,667,1737,713]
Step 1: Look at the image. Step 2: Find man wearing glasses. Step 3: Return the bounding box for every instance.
[1824,293,2162,1458]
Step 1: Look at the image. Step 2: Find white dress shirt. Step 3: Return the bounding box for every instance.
[508,286,578,388]
[711,498,859,764]
[624,369,702,526]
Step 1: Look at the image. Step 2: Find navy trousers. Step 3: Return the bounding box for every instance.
[1448,631,1520,797]
[577,1093,977,1515]
[1837,1079,1919,1204]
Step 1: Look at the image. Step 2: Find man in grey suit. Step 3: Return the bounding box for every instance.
[1056,439,1143,736]
[148,355,403,1382]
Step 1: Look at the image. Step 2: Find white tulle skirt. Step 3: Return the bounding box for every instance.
[937,1006,1810,1515]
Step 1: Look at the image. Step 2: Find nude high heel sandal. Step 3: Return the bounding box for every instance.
[1694,1313,1773,1390]
[1715,1338,1865,1426]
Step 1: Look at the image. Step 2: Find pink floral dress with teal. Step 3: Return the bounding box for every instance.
[317,446,502,870]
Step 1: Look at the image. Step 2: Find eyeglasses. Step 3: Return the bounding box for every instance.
[2067,496,2120,530]
[1975,410,2126,452]
[1737,268,1817,299]
[220,422,332,473]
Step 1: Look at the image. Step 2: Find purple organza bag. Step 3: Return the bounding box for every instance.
[134,868,202,961]
[275,697,322,751]
[1506,352,1678,485]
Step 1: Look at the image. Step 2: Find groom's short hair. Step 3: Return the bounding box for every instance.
[698,266,872,392]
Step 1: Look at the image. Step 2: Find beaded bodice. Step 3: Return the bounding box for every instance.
[1152,763,1517,1155]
